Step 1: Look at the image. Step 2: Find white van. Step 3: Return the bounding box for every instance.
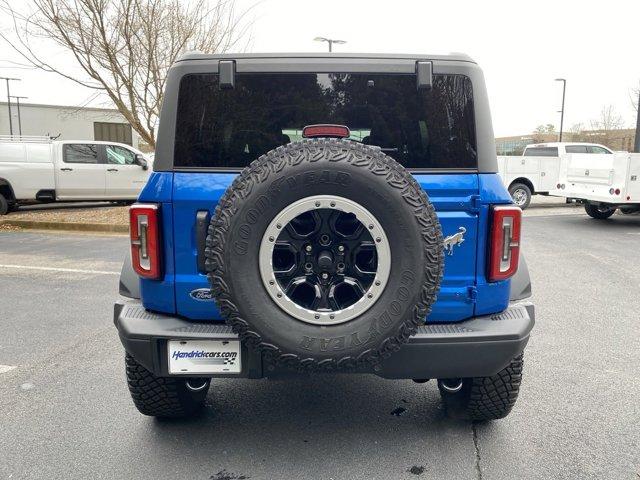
[0,136,152,214]
[497,142,613,208]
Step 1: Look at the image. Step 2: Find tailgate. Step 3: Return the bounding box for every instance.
[171,172,480,323]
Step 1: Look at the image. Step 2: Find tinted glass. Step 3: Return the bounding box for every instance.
[565,145,588,153]
[587,146,611,154]
[106,145,136,165]
[523,147,558,157]
[63,144,98,164]
[174,73,477,169]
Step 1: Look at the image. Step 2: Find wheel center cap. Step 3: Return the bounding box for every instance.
[317,250,333,270]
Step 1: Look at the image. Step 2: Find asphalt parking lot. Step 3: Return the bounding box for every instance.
[0,208,639,480]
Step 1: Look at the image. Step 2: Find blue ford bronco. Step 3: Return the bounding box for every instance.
[114,53,534,420]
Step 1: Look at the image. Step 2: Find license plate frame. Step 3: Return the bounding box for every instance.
[168,339,241,375]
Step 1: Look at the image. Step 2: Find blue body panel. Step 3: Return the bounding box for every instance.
[139,171,514,323]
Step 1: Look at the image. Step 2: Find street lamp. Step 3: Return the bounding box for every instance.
[314,37,346,52]
[555,78,566,142]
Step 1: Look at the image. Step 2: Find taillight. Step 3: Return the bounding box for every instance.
[488,206,521,282]
[130,203,161,279]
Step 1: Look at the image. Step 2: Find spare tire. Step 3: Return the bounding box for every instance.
[206,139,444,371]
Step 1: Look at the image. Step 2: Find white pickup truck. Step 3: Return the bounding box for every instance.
[0,136,152,215]
[552,151,640,218]
[497,142,613,208]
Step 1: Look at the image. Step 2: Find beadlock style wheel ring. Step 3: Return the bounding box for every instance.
[259,195,391,325]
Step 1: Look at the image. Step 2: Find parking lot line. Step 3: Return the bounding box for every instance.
[0,365,17,374]
[0,264,119,275]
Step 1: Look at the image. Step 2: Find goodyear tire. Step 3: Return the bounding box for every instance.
[439,354,524,421]
[206,139,444,371]
[125,354,210,418]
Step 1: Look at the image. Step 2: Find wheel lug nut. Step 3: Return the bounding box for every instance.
[269,236,275,242]
[367,293,373,298]
[330,202,336,207]
[276,223,282,229]
[269,280,275,285]
[277,292,282,298]
[375,280,381,286]
[315,201,321,207]
[321,272,329,280]
[305,245,312,252]
[315,314,320,320]
[375,237,381,243]
[338,245,344,252]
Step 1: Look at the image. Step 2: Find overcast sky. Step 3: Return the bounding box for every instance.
[1,0,639,137]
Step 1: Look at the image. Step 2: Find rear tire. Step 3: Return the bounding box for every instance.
[620,206,639,215]
[0,194,8,215]
[439,354,524,421]
[584,203,615,219]
[125,354,210,418]
[508,183,532,209]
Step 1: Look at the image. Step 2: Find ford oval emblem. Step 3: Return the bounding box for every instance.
[189,288,214,301]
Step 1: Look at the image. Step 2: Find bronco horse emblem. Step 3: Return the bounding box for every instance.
[443,227,466,255]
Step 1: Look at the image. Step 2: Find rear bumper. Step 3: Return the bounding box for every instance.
[114,300,534,379]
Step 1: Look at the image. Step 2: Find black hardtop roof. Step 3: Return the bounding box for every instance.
[177,52,476,64]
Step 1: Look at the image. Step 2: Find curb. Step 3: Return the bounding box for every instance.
[0,219,128,234]
[527,202,579,210]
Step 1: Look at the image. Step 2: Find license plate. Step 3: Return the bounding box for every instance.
[168,340,241,374]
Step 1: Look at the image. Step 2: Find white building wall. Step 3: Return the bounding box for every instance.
[0,102,140,148]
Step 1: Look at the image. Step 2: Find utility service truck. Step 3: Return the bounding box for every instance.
[553,151,640,218]
[497,142,612,209]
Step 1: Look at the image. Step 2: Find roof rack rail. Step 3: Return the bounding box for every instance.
[0,135,53,143]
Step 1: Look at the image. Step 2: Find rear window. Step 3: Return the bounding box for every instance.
[174,73,477,170]
[63,144,99,164]
[565,145,588,154]
[523,147,558,157]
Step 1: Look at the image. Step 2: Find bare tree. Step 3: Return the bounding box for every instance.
[590,105,625,132]
[632,81,639,113]
[0,0,254,148]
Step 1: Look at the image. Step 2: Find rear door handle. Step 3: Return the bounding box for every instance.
[196,210,210,273]
[60,167,73,171]
[107,168,119,172]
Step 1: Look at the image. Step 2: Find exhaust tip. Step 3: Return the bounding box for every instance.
[185,379,210,392]
[438,378,464,393]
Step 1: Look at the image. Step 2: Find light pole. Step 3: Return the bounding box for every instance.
[555,78,566,142]
[634,89,640,153]
[0,77,20,136]
[313,37,347,53]
[10,95,27,136]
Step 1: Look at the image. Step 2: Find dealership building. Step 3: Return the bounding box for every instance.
[496,129,636,155]
[0,101,140,148]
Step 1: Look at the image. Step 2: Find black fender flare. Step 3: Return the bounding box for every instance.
[510,253,532,301]
[119,251,140,299]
